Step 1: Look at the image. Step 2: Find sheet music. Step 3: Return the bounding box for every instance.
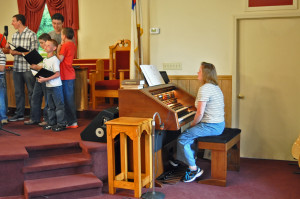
[140,65,165,86]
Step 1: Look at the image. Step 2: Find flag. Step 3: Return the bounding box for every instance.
[130,0,143,79]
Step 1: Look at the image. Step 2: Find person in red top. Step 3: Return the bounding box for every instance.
[57,27,78,128]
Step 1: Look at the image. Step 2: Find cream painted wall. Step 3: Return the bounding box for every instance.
[78,0,131,58]
[1,0,299,69]
[0,0,132,59]
[149,0,299,76]
[149,0,243,75]
[0,0,18,60]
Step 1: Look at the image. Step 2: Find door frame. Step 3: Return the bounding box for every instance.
[232,12,300,127]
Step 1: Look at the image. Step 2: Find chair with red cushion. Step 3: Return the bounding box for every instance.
[90,40,130,109]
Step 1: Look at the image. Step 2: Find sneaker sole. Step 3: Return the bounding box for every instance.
[183,169,204,183]
[9,117,24,122]
[66,125,78,129]
[169,160,179,167]
[43,127,53,130]
[24,122,39,125]
[52,128,66,132]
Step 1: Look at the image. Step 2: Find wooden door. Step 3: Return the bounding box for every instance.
[237,16,300,160]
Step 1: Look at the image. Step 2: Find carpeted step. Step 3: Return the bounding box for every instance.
[24,173,103,199]
[25,142,82,158]
[0,196,24,199]
[23,153,92,180]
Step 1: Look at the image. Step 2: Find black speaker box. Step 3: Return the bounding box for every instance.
[80,106,119,143]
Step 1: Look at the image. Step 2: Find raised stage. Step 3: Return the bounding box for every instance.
[0,112,109,198]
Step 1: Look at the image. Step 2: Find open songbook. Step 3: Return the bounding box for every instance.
[8,42,29,52]
[32,68,55,78]
[23,49,44,65]
[9,42,43,65]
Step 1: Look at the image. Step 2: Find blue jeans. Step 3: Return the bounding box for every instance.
[177,121,225,167]
[12,71,35,116]
[30,81,48,122]
[0,74,7,121]
[46,86,65,126]
[62,80,77,125]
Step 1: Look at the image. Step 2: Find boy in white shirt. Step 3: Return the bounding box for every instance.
[31,39,66,132]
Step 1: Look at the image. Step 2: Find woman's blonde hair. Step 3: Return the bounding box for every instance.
[201,62,218,85]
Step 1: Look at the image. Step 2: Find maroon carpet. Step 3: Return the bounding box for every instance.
[0,118,299,199]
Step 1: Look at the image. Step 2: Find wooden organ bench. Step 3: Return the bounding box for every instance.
[197,128,241,186]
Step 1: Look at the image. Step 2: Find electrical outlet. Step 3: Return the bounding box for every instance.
[163,62,182,70]
[150,28,160,34]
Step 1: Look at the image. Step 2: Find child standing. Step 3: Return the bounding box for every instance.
[25,33,51,126]
[36,39,66,132]
[57,27,78,129]
[0,32,8,125]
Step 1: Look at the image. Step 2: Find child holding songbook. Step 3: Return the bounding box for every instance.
[25,33,51,126]
[34,39,66,132]
[57,27,78,129]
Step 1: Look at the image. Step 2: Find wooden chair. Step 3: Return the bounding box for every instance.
[90,40,131,109]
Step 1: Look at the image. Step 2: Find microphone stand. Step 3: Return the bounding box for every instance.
[142,112,165,199]
[0,122,20,136]
[0,35,5,46]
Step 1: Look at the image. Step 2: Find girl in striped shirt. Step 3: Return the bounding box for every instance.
[176,62,225,182]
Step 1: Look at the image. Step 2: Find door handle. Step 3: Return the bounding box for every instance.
[238,94,244,99]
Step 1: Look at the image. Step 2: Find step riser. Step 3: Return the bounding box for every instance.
[27,187,102,199]
[25,165,92,180]
[24,143,103,199]
[27,147,82,158]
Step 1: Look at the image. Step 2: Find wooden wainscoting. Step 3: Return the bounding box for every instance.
[169,75,232,127]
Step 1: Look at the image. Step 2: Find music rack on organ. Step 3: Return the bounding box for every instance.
[119,83,197,131]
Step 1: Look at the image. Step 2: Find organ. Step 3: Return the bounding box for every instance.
[119,83,197,179]
[119,83,197,131]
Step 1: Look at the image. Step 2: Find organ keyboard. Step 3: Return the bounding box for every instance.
[119,83,196,131]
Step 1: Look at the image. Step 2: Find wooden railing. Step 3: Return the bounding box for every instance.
[5,66,88,111]
[5,59,94,111]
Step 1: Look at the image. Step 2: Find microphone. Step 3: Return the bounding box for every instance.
[4,26,8,37]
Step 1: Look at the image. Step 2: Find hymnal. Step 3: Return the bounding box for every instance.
[34,68,55,78]
[23,49,43,65]
[8,42,29,52]
[121,84,144,89]
[121,79,145,85]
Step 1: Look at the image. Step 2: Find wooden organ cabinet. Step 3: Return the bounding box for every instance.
[119,83,197,177]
